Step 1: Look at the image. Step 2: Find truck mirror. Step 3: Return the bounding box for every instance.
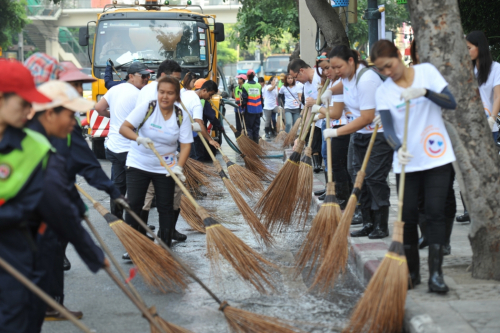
[214,22,225,42]
[79,27,89,47]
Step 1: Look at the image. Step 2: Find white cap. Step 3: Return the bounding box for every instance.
[33,80,95,112]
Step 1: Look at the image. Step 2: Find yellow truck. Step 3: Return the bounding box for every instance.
[263,54,290,82]
[78,1,227,158]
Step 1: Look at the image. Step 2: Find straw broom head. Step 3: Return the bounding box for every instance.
[311,170,366,292]
[343,221,408,333]
[295,182,341,279]
[294,146,313,227]
[198,206,277,294]
[274,130,287,144]
[223,155,264,199]
[219,302,307,333]
[255,140,305,233]
[186,157,218,178]
[243,154,275,182]
[184,158,217,197]
[283,117,302,148]
[259,138,278,151]
[180,195,206,233]
[149,306,194,333]
[236,133,267,159]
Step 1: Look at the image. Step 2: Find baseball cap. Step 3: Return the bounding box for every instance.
[127,62,153,75]
[246,69,255,76]
[0,59,51,104]
[24,53,63,86]
[194,78,207,89]
[236,74,247,80]
[59,62,96,83]
[33,81,95,113]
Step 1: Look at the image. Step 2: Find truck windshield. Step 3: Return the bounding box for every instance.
[237,61,260,71]
[264,56,289,74]
[94,19,209,68]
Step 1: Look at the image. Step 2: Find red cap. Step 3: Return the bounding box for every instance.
[59,62,96,83]
[246,69,255,76]
[236,74,247,80]
[0,59,51,103]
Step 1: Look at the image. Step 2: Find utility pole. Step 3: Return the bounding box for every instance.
[364,0,382,54]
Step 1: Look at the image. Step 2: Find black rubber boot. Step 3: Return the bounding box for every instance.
[351,205,363,225]
[368,206,389,239]
[404,244,421,289]
[456,192,470,223]
[418,212,428,249]
[428,244,449,293]
[443,217,454,256]
[172,209,187,242]
[351,209,374,237]
[318,192,326,201]
[265,127,271,139]
[63,255,71,271]
[271,127,277,138]
[158,229,174,247]
[312,154,323,174]
[336,181,351,210]
[315,173,328,196]
[140,209,156,231]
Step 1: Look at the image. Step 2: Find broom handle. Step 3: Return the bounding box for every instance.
[296,107,308,141]
[397,101,410,222]
[237,91,248,136]
[359,124,380,173]
[307,123,316,147]
[0,256,93,333]
[298,80,331,143]
[325,91,333,184]
[103,267,169,333]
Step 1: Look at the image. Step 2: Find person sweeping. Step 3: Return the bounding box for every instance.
[371,39,457,293]
[242,69,264,143]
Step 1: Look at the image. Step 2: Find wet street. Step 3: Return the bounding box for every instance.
[43,110,363,333]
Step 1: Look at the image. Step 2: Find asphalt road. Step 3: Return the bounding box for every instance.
[42,110,363,333]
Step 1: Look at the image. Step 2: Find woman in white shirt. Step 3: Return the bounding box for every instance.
[279,74,303,132]
[119,76,193,247]
[371,39,457,294]
[322,45,393,240]
[262,76,279,138]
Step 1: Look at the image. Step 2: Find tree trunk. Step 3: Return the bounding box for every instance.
[290,42,300,61]
[304,0,349,48]
[408,0,500,280]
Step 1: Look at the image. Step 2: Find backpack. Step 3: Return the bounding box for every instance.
[136,100,183,133]
[355,67,388,86]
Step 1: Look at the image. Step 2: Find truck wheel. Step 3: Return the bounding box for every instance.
[92,138,106,160]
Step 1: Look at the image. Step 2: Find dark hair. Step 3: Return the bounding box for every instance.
[283,74,296,87]
[31,105,66,120]
[158,60,182,76]
[328,45,360,68]
[258,77,265,83]
[267,75,275,85]
[370,40,400,62]
[288,59,311,74]
[182,72,196,89]
[316,48,332,77]
[200,80,218,93]
[157,75,181,102]
[466,30,493,86]
[410,39,419,65]
[247,72,255,81]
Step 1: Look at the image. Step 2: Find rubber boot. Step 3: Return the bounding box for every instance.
[428,244,449,293]
[418,212,428,249]
[351,205,363,225]
[315,173,328,196]
[336,181,350,210]
[158,228,174,247]
[271,127,277,138]
[172,209,187,242]
[265,126,271,139]
[312,154,323,174]
[456,192,470,223]
[404,244,421,289]
[351,208,373,237]
[63,255,71,271]
[368,206,389,239]
[443,217,454,256]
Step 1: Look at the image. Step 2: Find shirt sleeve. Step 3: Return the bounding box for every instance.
[493,62,500,88]
[126,101,150,128]
[358,72,382,110]
[179,110,194,144]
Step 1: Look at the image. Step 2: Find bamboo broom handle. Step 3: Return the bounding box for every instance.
[298,80,331,143]
[0,256,94,333]
[325,95,334,184]
[296,107,309,141]
[397,101,411,222]
[237,91,248,136]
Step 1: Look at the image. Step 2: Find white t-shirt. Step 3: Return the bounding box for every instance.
[343,65,384,134]
[103,82,140,153]
[262,84,278,110]
[376,63,456,174]
[125,102,193,174]
[136,81,158,107]
[178,89,203,120]
[303,70,324,128]
[279,82,303,110]
[329,78,348,127]
[475,61,500,132]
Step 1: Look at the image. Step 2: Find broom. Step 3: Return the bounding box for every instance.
[149,142,276,291]
[180,195,206,233]
[75,184,189,293]
[275,106,287,143]
[82,215,191,333]
[282,116,302,148]
[259,137,278,151]
[311,125,379,292]
[220,112,267,159]
[0,255,93,333]
[343,102,410,333]
[184,157,218,197]
[218,148,264,199]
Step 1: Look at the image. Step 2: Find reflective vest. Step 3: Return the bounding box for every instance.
[234,86,242,103]
[0,128,52,206]
[243,81,263,114]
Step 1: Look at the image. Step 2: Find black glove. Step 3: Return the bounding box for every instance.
[114,195,130,209]
[107,58,114,67]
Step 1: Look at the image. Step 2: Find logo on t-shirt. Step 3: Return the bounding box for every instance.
[424,132,446,158]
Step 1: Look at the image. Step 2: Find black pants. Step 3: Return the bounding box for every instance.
[190,135,212,162]
[352,132,393,210]
[311,125,323,155]
[105,149,128,217]
[418,168,456,219]
[244,112,261,141]
[396,163,453,246]
[234,108,243,137]
[126,167,176,233]
[330,133,351,184]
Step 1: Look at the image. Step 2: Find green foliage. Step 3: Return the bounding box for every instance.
[0,0,30,50]
[233,0,299,49]
[217,41,238,65]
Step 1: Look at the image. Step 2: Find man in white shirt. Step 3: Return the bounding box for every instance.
[94,61,151,218]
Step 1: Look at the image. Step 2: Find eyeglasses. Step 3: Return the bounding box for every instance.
[134,73,151,79]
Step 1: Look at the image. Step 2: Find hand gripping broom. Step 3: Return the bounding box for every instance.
[75,184,189,293]
[295,94,342,278]
[149,142,276,292]
[343,101,410,333]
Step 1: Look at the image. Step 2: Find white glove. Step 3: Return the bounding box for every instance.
[488,116,496,130]
[311,105,322,114]
[400,87,427,102]
[397,148,413,166]
[323,128,338,139]
[136,137,153,149]
[192,122,202,132]
[313,113,321,121]
[321,89,333,106]
[167,165,186,182]
[373,115,382,128]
